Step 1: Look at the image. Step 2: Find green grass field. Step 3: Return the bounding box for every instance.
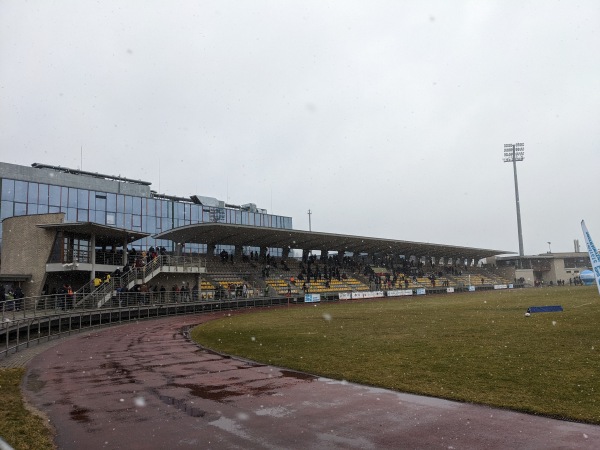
[191,286,600,424]
[0,368,55,450]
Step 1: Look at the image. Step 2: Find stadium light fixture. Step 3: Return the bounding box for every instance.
[504,143,525,257]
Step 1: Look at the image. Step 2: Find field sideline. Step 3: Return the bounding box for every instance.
[191,286,600,424]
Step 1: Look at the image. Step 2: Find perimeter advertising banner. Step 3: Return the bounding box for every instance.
[338,292,351,300]
[581,220,600,294]
[416,288,426,295]
[494,284,508,290]
[446,287,455,293]
[387,289,413,297]
[304,294,321,303]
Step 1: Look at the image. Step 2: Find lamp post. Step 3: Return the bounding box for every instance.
[503,143,525,257]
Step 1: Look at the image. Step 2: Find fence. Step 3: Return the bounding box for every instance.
[1,293,306,360]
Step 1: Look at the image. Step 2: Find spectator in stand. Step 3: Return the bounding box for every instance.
[65,284,74,309]
[14,286,24,310]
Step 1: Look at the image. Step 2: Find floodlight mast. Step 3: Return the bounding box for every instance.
[504,143,525,257]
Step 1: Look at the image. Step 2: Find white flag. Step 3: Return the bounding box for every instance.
[581,220,600,294]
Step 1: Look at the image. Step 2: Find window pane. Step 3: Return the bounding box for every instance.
[68,188,77,207]
[132,197,141,214]
[77,209,88,221]
[1,201,13,219]
[132,215,141,227]
[49,206,60,213]
[61,187,68,207]
[14,202,27,216]
[28,182,39,204]
[117,195,125,213]
[95,194,106,211]
[106,193,116,212]
[94,210,105,224]
[124,196,133,213]
[147,199,156,216]
[1,179,15,201]
[106,212,115,225]
[67,207,76,221]
[28,203,38,214]
[77,189,89,209]
[48,185,61,206]
[38,204,48,214]
[14,181,28,202]
[38,184,49,205]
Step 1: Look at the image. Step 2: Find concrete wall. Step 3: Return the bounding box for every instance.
[1,213,64,297]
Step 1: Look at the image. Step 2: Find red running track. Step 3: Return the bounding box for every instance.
[23,312,600,449]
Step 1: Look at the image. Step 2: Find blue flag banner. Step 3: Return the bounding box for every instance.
[581,220,600,295]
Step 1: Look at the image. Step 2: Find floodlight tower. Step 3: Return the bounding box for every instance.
[503,143,525,257]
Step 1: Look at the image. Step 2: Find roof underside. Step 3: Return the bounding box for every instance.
[154,223,512,260]
[37,222,149,246]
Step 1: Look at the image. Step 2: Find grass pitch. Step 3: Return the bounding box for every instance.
[0,368,55,450]
[191,286,600,424]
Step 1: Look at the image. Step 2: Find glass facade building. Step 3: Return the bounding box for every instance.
[0,162,292,254]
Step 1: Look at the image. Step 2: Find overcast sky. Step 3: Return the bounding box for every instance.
[1,1,599,255]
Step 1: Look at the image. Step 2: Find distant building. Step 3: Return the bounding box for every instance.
[488,253,591,286]
[0,161,292,254]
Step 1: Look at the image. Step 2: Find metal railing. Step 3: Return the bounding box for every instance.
[0,292,307,360]
[73,255,207,309]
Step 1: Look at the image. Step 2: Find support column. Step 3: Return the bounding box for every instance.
[302,249,309,262]
[196,272,202,300]
[207,243,216,257]
[90,233,96,281]
[123,237,129,266]
[282,247,290,259]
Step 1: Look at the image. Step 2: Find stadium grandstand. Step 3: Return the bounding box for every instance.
[1,160,523,309]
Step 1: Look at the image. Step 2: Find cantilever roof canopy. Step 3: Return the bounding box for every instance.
[37,222,149,246]
[154,223,512,260]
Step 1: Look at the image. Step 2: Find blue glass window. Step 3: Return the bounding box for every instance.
[95,194,106,211]
[106,193,116,212]
[147,199,156,216]
[124,196,133,214]
[77,209,88,221]
[117,195,125,213]
[61,187,68,207]
[132,197,141,215]
[28,183,39,204]
[49,185,61,206]
[38,184,49,205]
[66,208,76,222]
[14,202,26,216]
[77,189,89,209]
[1,179,15,201]
[68,188,77,208]
[14,181,28,202]
[132,215,141,228]
[1,201,13,219]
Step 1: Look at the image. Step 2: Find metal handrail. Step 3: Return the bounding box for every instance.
[1,293,305,360]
